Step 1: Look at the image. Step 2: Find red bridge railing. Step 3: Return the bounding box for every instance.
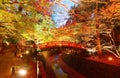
[35,41,85,50]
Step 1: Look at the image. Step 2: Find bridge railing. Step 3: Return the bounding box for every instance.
[35,41,85,51]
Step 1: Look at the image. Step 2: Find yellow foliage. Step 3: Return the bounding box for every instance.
[0,10,21,22]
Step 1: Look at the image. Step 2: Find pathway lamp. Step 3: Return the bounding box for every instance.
[108,56,113,61]
[25,50,29,54]
[18,69,27,76]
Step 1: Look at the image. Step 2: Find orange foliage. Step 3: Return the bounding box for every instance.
[33,0,51,16]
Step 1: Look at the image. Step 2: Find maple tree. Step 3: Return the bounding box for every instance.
[0,0,55,43]
[50,1,120,57]
[67,1,120,57]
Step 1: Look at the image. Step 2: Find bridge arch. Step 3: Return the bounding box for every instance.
[35,41,85,51]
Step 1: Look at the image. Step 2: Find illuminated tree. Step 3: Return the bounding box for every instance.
[98,1,120,57]
[67,1,120,57]
[0,0,55,43]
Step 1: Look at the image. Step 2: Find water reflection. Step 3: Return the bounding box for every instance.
[52,55,68,78]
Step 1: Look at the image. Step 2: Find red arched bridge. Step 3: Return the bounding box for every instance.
[33,41,85,51]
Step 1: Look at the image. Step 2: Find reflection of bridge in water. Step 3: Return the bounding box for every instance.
[35,41,85,51]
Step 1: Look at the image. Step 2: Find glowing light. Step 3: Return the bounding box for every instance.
[26,50,29,54]
[19,69,27,76]
[66,52,70,55]
[108,57,113,61]
[20,55,23,58]
[6,41,10,45]
[59,43,62,46]
[87,48,96,53]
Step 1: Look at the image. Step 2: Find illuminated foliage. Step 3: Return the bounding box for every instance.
[0,0,120,44]
[0,0,55,42]
[64,1,120,57]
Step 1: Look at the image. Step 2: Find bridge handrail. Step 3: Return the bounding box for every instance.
[34,41,85,50]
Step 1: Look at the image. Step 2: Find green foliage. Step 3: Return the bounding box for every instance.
[0,0,55,43]
[34,14,55,42]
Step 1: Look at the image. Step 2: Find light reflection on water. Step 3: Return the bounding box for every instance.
[52,55,68,78]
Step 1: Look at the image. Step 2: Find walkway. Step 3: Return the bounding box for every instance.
[0,44,23,78]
